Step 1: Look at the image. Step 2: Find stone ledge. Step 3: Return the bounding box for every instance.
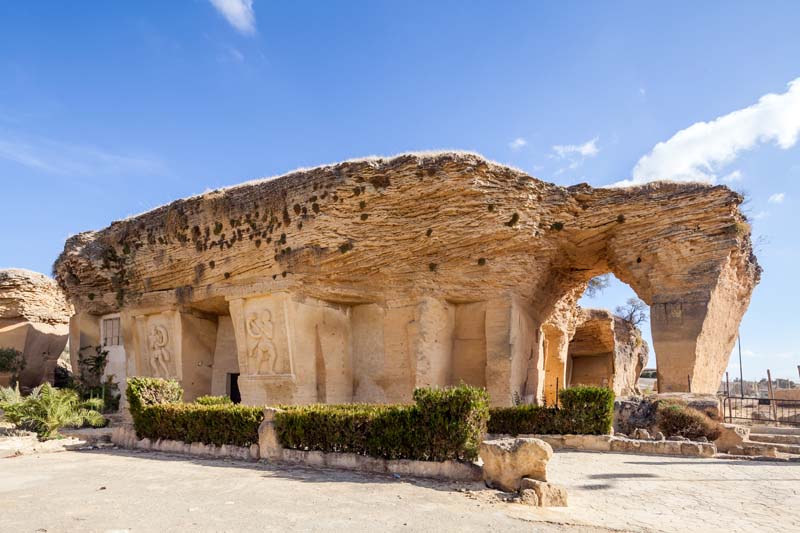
[111,425,259,462]
[275,447,483,482]
[490,433,717,458]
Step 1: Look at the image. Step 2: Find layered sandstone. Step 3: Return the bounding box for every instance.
[53,152,760,399]
[567,308,648,396]
[0,269,71,389]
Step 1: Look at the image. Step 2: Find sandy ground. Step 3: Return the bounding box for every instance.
[0,449,798,533]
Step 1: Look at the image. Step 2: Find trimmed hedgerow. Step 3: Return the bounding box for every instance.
[133,403,264,447]
[126,377,183,416]
[487,386,615,436]
[275,385,489,462]
[127,377,261,447]
[194,395,234,406]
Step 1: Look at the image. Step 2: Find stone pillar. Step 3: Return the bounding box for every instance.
[651,260,748,394]
[130,308,216,401]
[413,297,454,389]
[541,324,568,405]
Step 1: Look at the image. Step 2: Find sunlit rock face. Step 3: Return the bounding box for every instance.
[0,269,71,389]
[53,152,760,404]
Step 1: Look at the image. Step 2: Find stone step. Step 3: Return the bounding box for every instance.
[749,425,800,436]
[749,433,800,446]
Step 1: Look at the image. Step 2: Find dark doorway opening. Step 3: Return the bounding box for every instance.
[227,373,241,404]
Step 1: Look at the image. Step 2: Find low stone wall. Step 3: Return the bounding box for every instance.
[111,423,482,482]
[499,434,716,458]
[111,425,259,462]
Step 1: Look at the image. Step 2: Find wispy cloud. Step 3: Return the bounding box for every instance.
[0,135,167,177]
[209,0,256,35]
[721,170,743,183]
[553,137,599,158]
[508,137,527,151]
[624,77,800,186]
[550,137,599,175]
[768,192,785,204]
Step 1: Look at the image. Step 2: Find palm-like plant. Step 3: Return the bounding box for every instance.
[2,384,104,439]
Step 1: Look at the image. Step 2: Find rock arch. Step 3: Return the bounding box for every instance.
[54,152,760,404]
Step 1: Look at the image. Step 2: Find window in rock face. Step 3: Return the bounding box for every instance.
[102,317,121,346]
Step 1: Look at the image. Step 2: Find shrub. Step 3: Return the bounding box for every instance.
[133,403,264,447]
[0,347,25,384]
[195,395,233,406]
[655,400,721,440]
[0,384,106,439]
[126,377,183,415]
[275,384,489,462]
[487,386,615,436]
[81,397,106,412]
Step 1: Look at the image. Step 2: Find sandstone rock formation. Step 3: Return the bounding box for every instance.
[568,308,648,396]
[0,269,71,389]
[480,437,553,492]
[53,152,760,404]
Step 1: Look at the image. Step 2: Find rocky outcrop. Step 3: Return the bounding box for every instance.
[480,437,553,492]
[53,152,760,397]
[567,308,648,396]
[0,269,71,390]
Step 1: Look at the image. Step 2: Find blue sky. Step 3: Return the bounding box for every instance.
[0,1,797,381]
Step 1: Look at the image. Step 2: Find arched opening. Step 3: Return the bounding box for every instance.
[539,270,651,403]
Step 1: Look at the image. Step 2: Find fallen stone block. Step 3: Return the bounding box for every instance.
[480,437,553,492]
[520,478,568,507]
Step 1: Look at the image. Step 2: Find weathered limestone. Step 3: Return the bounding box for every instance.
[53,152,760,402]
[0,269,71,390]
[479,437,553,492]
[567,309,648,396]
[520,477,569,507]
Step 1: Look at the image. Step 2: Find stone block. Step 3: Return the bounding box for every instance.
[480,438,553,492]
[520,478,568,507]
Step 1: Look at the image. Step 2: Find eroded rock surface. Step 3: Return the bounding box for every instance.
[0,269,71,389]
[480,437,553,492]
[53,152,760,399]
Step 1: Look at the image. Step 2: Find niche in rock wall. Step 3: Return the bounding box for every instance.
[450,302,487,387]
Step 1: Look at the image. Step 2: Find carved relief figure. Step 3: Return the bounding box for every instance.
[148,324,172,378]
[246,310,279,374]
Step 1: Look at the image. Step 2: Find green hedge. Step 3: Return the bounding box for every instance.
[275,385,489,462]
[195,395,234,406]
[488,386,614,436]
[132,403,264,447]
[126,377,261,447]
[126,377,183,418]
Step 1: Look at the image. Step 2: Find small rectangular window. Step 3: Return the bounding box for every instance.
[102,317,121,346]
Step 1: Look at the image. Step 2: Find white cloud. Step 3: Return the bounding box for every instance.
[721,170,743,183]
[209,0,256,35]
[0,135,166,177]
[550,137,599,176]
[626,77,800,186]
[753,210,770,220]
[553,137,599,158]
[508,137,527,151]
[768,192,785,204]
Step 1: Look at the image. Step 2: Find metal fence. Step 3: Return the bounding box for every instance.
[720,394,800,427]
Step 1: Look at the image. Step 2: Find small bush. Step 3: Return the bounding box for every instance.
[0,384,106,439]
[126,377,183,415]
[133,403,264,447]
[655,401,721,440]
[0,347,25,384]
[275,385,489,462]
[487,386,615,436]
[81,397,106,412]
[195,395,233,406]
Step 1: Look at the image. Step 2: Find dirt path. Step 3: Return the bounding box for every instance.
[0,449,798,532]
